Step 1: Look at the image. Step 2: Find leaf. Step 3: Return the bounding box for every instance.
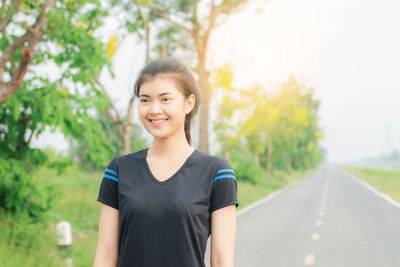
[107,34,119,59]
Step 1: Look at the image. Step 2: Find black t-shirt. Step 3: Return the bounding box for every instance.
[96,147,239,267]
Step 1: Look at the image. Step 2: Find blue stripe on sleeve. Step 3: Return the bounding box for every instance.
[104,174,119,182]
[216,168,235,174]
[105,168,118,176]
[213,174,236,182]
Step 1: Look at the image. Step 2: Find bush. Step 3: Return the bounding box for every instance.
[235,160,265,184]
[0,156,61,224]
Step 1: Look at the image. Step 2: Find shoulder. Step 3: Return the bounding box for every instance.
[107,148,147,169]
[194,149,233,172]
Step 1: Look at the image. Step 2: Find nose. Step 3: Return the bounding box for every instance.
[149,100,162,115]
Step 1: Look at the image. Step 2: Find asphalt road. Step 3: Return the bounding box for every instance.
[204,164,400,267]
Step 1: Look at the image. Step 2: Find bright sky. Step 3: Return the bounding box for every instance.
[31,0,400,163]
[209,0,400,162]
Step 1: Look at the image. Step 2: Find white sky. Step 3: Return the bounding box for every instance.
[31,0,400,163]
[209,0,400,162]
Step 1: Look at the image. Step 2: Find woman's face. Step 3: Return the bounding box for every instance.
[138,76,194,140]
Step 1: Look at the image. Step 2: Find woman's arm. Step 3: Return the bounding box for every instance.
[210,204,237,267]
[93,204,119,267]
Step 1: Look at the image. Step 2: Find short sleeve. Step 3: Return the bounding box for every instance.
[209,158,239,213]
[97,157,119,210]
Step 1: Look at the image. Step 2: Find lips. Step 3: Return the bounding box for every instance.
[148,118,168,126]
[149,118,168,122]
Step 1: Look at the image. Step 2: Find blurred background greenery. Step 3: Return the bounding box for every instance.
[0,0,399,266]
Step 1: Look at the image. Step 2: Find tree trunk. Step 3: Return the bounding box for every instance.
[197,40,210,153]
[267,134,273,174]
[223,132,230,162]
[283,150,293,172]
[122,126,131,155]
[161,43,167,59]
[254,152,260,168]
[122,96,135,155]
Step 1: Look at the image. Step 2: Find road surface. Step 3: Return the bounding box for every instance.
[204,164,400,267]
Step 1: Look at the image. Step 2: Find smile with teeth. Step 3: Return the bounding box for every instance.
[149,118,168,126]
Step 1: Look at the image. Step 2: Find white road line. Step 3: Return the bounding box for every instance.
[321,167,330,206]
[338,167,400,209]
[236,188,283,217]
[304,254,315,265]
[236,167,323,217]
[312,233,320,240]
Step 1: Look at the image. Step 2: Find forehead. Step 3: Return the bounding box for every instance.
[139,76,180,96]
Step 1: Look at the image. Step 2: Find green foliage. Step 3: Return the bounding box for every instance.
[0,156,60,223]
[235,160,265,184]
[4,211,52,250]
[0,164,105,264]
[213,74,324,176]
[0,78,114,221]
[69,110,148,169]
[0,0,115,222]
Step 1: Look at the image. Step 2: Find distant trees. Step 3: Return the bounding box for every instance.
[212,71,324,177]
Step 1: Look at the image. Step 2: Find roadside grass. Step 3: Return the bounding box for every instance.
[0,164,103,267]
[1,164,318,266]
[340,166,400,202]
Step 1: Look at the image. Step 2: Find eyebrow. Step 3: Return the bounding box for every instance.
[139,92,172,97]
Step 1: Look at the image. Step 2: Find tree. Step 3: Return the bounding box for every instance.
[211,63,241,162]
[91,0,156,155]
[0,0,114,221]
[150,0,249,153]
[221,76,324,174]
[0,0,54,106]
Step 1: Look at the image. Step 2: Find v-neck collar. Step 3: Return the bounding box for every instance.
[143,148,198,185]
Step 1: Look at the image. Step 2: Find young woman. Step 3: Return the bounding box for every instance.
[94,59,239,267]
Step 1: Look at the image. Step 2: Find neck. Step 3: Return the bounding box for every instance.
[149,128,194,158]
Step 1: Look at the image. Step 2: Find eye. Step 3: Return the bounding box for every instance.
[162,98,171,102]
[140,99,149,103]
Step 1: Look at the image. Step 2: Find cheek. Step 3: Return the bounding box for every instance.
[138,107,147,120]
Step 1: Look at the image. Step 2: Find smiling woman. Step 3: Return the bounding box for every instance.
[94,58,239,267]
[134,59,201,146]
[138,77,192,137]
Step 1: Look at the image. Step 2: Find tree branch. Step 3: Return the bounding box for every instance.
[127,95,135,127]
[203,4,221,46]
[0,0,53,74]
[92,78,123,125]
[0,0,54,106]
[0,0,22,34]
[137,4,150,64]
[92,78,128,138]
[151,8,193,34]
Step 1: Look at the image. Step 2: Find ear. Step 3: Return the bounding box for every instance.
[185,94,195,115]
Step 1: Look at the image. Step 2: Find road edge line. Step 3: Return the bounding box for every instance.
[339,167,400,209]
[236,188,283,217]
[236,166,322,217]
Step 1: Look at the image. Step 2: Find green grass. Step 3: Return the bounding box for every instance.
[0,164,104,267]
[0,164,317,266]
[340,166,400,202]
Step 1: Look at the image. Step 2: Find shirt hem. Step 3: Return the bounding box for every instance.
[210,200,239,213]
[97,197,119,210]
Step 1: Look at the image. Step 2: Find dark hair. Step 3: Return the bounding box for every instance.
[134,58,201,146]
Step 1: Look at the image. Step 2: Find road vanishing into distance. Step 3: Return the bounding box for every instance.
[205,164,400,267]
